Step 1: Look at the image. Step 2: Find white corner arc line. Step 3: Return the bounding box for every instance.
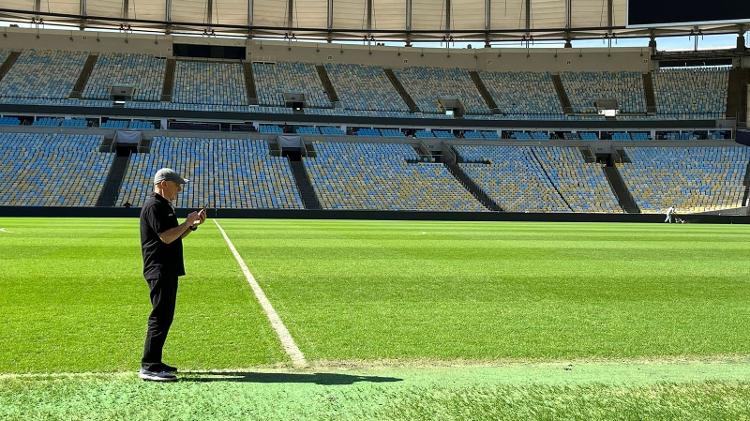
[213,219,307,368]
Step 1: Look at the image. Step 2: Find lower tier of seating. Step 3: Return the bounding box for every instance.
[304,142,487,212]
[618,146,749,214]
[117,137,303,209]
[0,132,746,214]
[0,132,113,206]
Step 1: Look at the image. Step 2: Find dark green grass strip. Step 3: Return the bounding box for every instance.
[0,218,287,373]
[2,361,750,420]
[221,219,750,361]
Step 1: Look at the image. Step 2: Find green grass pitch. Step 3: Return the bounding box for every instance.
[1,217,749,419]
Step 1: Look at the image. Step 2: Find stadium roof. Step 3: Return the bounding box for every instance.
[0,0,746,42]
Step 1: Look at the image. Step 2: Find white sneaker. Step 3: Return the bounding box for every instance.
[139,368,178,382]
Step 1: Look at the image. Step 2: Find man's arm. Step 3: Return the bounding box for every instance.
[178,209,207,240]
[159,221,193,244]
[180,225,193,240]
[159,211,202,244]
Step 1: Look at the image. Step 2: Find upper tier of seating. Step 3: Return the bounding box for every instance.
[173,60,247,106]
[455,145,571,212]
[479,71,564,118]
[83,53,166,101]
[560,71,646,114]
[0,132,112,206]
[393,67,489,115]
[253,62,332,108]
[0,48,736,122]
[653,67,729,119]
[324,63,408,112]
[618,146,749,214]
[0,50,88,99]
[304,141,486,211]
[118,137,303,209]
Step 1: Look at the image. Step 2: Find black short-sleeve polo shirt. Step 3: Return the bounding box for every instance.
[140,193,185,279]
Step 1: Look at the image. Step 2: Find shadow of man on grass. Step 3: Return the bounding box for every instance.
[182,372,403,385]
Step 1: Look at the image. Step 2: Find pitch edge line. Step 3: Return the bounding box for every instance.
[213,219,308,368]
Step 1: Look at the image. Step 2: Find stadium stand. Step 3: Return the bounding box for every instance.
[393,67,489,114]
[455,145,571,212]
[319,126,346,136]
[101,119,129,129]
[129,120,156,130]
[433,130,455,139]
[580,132,599,141]
[61,118,88,128]
[303,141,486,211]
[0,132,113,206]
[612,132,632,141]
[356,128,381,137]
[617,146,749,213]
[479,71,565,119]
[415,130,435,138]
[0,50,88,99]
[0,117,20,126]
[652,67,729,119]
[173,60,247,106]
[32,117,62,127]
[82,53,166,101]
[295,126,321,135]
[259,124,283,134]
[252,62,332,108]
[510,132,533,140]
[533,147,623,213]
[380,128,405,138]
[560,71,646,114]
[117,137,303,209]
[324,63,409,112]
[463,131,483,139]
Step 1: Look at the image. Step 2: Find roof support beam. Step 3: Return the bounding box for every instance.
[366,0,373,32]
[608,0,613,27]
[406,0,412,31]
[123,0,129,20]
[484,0,490,31]
[248,0,253,29]
[287,0,293,29]
[165,0,172,24]
[79,0,86,29]
[484,0,491,46]
[445,0,451,33]
[525,0,531,31]
[207,0,213,26]
[565,0,571,29]
[327,0,332,30]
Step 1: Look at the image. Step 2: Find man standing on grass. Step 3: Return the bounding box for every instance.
[139,168,206,382]
[665,206,675,223]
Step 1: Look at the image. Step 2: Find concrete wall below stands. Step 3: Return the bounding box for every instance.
[0,207,747,224]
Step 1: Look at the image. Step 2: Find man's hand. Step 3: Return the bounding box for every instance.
[187,209,207,226]
[186,210,202,227]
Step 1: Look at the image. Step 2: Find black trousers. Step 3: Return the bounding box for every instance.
[141,274,178,371]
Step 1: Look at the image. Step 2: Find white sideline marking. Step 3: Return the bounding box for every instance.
[0,228,7,233]
[213,219,307,368]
